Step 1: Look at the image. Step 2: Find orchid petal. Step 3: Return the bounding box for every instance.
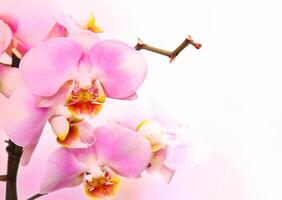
[77,120,96,145]
[20,38,84,96]
[146,149,175,183]
[20,144,37,166]
[50,116,70,141]
[0,65,23,97]
[38,84,72,108]
[44,22,66,40]
[2,88,49,147]
[40,148,92,194]
[0,20,12,54]
[12,3,65,52]
[69,30,99,50]
[0,92,8,125]
[94,124,152,178]
[57,120,95,148]
[164,134,210,170]
[53,12,80,34]
[89,40,147,99]
[157,164,175,183]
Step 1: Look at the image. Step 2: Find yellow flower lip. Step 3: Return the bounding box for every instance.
[85,12,103,33]
[84,170,120,200]
[66,80,105,117]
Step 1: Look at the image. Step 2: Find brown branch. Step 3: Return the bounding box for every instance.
[5,140,23,200]
[134,35,202,62]
[11,48,21,68]
[27,193,47,200]
[0,175,8,182]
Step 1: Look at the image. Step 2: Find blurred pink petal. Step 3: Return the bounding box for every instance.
[0,20,12,55]
[99,100,209,181]
[0,92,8,126]
[94,124,152,178]
[0,0,66,54]
[158,164,175,183]
[0,65,23,97]
[20,144,37,166]
[68,30,99,49]
[164,134,210,170]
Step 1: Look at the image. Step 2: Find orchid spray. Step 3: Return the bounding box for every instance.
[0,1,204,199]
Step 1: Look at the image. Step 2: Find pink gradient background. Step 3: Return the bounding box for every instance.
[1,0,282,199]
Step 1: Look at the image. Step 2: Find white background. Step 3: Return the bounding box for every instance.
[90,0,282,199]
[83,0,282,199]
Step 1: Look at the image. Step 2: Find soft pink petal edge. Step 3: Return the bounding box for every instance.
[2,88,49,147]
[0,65,24,97]
[20,38,84,97]
[39,147,92,194]
[89,40,147,99]
[0,20,12,55]
[94,123,152,178]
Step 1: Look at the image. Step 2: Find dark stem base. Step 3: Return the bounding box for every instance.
[5,140,23,200]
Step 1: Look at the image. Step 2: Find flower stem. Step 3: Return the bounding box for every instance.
[27,193,47,200]
[4,49,23,200]
[134,35,202,62]
[5,140,23,200]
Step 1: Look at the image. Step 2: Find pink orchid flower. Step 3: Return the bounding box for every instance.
[97,100,210,183]
[20,30,147,118]
[0,0,66,56]
[40,124,152,199]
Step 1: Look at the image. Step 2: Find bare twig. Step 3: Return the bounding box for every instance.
[27,193,47,200]
[135,35,202,62]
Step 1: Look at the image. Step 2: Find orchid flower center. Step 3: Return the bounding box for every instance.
[136,120,168,152]
[84,168,120,199]
[66,80,105,118]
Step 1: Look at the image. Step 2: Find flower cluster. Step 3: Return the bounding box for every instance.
[0,0,208,199]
